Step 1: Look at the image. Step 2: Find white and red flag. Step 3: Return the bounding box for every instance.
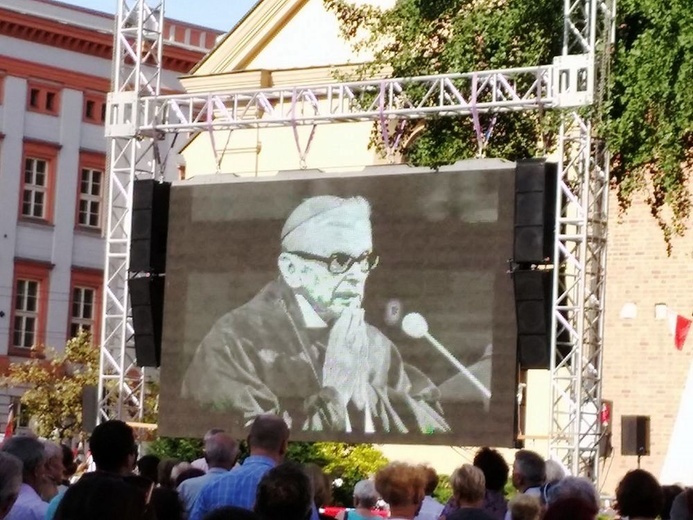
[3,402,16,440]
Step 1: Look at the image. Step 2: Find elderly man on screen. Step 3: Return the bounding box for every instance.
[182,195,449,434]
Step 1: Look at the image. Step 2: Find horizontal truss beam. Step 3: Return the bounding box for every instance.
[107,56,591,137]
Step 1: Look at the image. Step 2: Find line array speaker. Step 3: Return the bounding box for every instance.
[130,180,171,274]
[129,276,165,368]
[514,269,553,369]
[514,159,558,264]
[621,415,650,456]
[81,385,98,433]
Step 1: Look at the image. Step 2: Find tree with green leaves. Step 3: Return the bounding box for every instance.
[1,330,99,440]
[325,0,693,246]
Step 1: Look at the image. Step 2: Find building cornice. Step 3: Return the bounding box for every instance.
[0,7,210,74]
[180,64,390,92]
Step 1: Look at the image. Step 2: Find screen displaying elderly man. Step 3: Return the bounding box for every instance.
[182,195,449,434]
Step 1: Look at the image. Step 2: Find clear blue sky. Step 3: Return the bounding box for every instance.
[58,0,259,32]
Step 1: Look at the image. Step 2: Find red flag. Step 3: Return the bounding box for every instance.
[4,402,16,439]
[668,310,692,350]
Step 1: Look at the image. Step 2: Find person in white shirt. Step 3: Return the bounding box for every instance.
[1,436,49,520]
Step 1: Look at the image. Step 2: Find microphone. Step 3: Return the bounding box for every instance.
[401,312,491,400]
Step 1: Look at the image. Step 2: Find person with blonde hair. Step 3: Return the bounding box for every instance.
[507,494,541,520]
[375,462,427,520]
[445,464,494,520]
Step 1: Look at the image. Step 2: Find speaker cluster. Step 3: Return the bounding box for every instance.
[128,180,171,368]
[512,159,559,370]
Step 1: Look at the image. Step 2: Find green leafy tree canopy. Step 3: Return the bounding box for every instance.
[1,330,99,440]
[326,0,693,246]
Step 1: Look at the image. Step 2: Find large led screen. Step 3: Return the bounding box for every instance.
[159,159,518,446]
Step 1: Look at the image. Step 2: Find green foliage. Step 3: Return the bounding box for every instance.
[326,0,693,247]
[605,0,693,246]
[0,331,99,440]
[288,442,389,506]
[432,474,453,504]
[146,437,204,462]
[325,0,563,165]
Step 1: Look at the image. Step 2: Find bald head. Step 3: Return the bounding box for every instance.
[248,415,290,459]
[204,433,238,470]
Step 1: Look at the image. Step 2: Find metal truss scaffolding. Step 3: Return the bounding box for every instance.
[101,0,615,477]
[99,0,164,423]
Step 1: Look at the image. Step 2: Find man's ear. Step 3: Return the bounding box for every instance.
[278,253,302,289]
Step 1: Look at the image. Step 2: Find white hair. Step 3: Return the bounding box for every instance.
[42,440,63,461]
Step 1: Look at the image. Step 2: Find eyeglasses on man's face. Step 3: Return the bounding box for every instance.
[288,250,379,274]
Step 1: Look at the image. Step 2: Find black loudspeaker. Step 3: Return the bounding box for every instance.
[129,276,165,367]
[514,159,558,264]
[514,269,553,369]
[81,385,98,433]
[621,415,650,456]
[130,180,171,274]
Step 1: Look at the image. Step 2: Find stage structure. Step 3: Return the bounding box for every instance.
[101,0,615,479]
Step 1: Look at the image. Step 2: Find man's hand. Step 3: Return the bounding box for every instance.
[303,386,347,431]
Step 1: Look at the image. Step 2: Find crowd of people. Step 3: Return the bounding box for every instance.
[0,414,692,520]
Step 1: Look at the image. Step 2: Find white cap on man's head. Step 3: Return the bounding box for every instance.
[281,196,371,253]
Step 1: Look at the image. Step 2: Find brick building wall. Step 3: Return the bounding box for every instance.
[601,189,693,492]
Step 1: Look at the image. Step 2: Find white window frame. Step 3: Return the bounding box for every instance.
[78,167,102,229]
[70,286,95,337]
[22,157,48,219]
[13,279,39,349]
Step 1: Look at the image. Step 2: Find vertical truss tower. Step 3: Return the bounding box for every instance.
[101,0,615,478]
[99,0,164,423]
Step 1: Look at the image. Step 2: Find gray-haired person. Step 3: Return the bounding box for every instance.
[0,452,22,520]
[182,195,449,434]
[336,480,381,520]
[1,436,48,520]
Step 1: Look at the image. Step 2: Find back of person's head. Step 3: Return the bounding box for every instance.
[303,463,332,508]
[514,450,546,489]
[157,458,181,489]
[205,432,238,470]
[543,497,598,520]
[375,462,426,508]
[353,479,379,509]
[662,485,685,520]
[61,444,77,480]
[247,415,290,456]
[421,465,439,496]
[544,459,568,484]
[546,476,599,512]
[615,469,664,519]
[0,451,22,519]
[1,436,45,485]
[670,488,693,520]
[203,428,226,442]
[175,467,206,487]
[54,472,149,520]
[473,447,509,492]
[450,464,486,505]
[89,420,136,473]
[255,461,312,520]
[509,493,541,520]
[150,487,184,520]
[203,506,259,520]
[137,454,161,483]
